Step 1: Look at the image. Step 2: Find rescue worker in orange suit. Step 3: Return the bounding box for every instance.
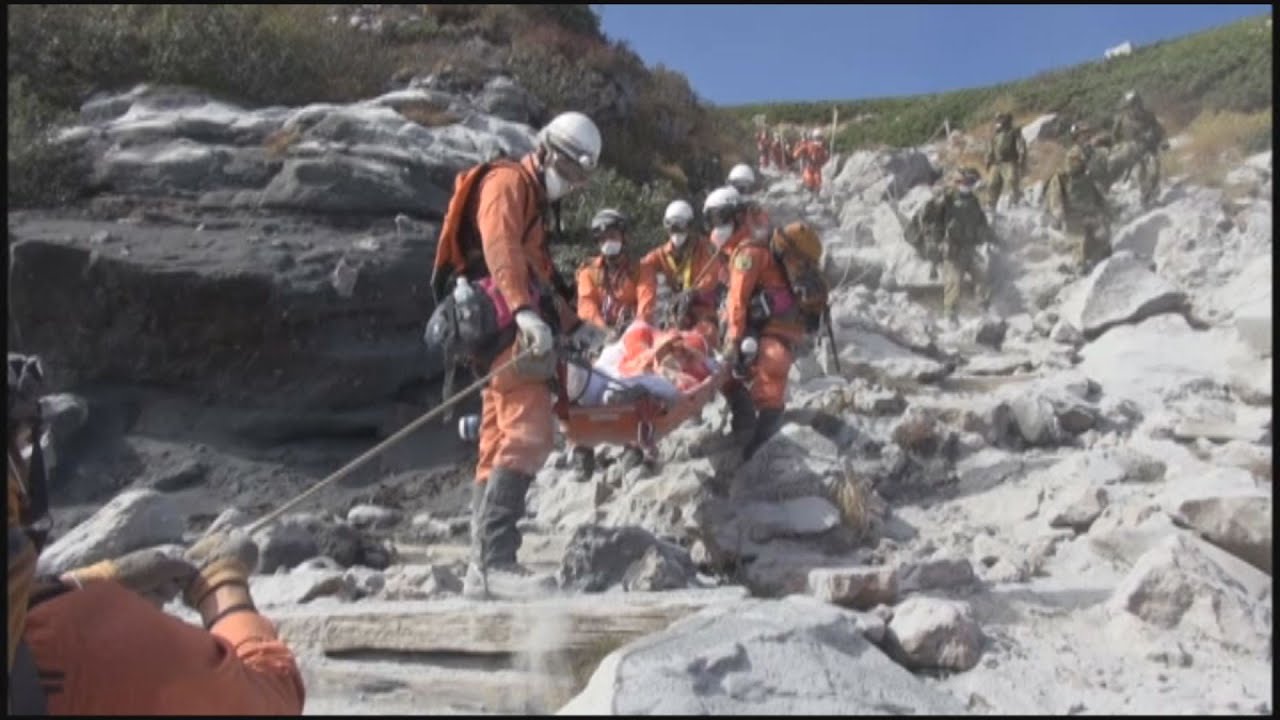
[720,225,810,460]
[7,353,305,715]
[756,127,772,169]
[702,186,764,444]
[727,163,772,238]
[794,128,829,195]
[637,199,721,346]
[454,111,604,598]
[576,208,640,336]
[570,207,645,481]
[771,131,787,172]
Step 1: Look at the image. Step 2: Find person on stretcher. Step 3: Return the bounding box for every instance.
[565,320,720,408]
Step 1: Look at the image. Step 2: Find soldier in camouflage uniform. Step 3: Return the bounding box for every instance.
[1046,146,1113,274]
[1111,90,1168,207]
[986,112,1028,212]
[914,168,1000,322]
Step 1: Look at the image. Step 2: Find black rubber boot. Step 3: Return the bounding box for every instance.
[743,408,785,461]
[725,382,758,439]
[476,468,533,570]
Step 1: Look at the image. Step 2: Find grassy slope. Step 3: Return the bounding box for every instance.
[721,13,1273,151]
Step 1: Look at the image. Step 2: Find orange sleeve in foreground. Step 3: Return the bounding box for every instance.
[24,582,304,715]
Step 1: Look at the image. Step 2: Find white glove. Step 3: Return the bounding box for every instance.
[515,309,554,357]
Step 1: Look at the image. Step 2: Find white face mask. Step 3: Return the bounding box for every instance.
[601,240,622,257]
[669,232,688,248]
[710,224,734,248]
[544,166,571,201]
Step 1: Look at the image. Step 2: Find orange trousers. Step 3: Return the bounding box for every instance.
[749,335,794,410]
[22,581,304,715]
[802,167,822,192]
[475,342,556,484]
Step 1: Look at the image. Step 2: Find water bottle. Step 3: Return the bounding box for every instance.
[458,414,480,442]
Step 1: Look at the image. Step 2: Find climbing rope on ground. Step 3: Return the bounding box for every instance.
[247,348,534,535]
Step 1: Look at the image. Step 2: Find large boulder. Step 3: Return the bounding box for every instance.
[1107,533,1271,656]
[9,217,440,413]
[474,75,544,125]
[884,596,983,672]
[830,149,937,204]
[1021,114,1062,143]
[809,566,899,610]
[36,489,185,576]
[1058,251,1187,339]
[1172,494,1272,575]
[560,596,966,714]
[557,525,696,593]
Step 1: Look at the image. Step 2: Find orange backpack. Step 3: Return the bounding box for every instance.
[429,158,540,302]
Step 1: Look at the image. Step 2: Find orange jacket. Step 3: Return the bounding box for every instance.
[723,241,805,346]
[476,155,573,329]
[23,581,304,715]
[576,256,640,330]
[636,236,721,324]
[795,141,829,170]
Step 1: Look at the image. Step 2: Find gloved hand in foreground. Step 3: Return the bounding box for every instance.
[183,530,260,629]
[61,545,198,608]
[514,309,554,357]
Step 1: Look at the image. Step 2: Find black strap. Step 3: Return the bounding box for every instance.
[204,601,258,631]
[9,640,49,715]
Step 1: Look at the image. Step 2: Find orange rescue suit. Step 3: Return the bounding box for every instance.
[23,582,305,715]
[722,241,805,411]
[576,256,640,331]
[795,140,829,192]
[637,236,721,343]
[472,154,576,485]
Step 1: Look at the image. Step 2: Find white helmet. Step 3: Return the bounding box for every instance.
[538,111,602,178]
[727,164,755,193]
[662,200,695,231]
[590,208,628,237]
[810,129,823,140]
[703,186,743,227]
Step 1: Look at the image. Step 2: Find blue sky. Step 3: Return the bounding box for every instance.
[596,4,1270,106]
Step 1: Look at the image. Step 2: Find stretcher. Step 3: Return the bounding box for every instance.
[556,363,729,451]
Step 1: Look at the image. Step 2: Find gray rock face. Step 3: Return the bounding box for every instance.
[260,155,436,216]
[558,525,696,593]
[381,564,462,599]
[561,596,966,714]
[39,393,90,449]
[808,566,899,610]
[885,596,983,672]
[897,557,977,594]
[1173,495,1272,575]
[255,514,390,573]
[973,317,1009,349]
[37,489,185,575]
[737,496,842,542]
[1108,533,1271,656]
[1051,487,1110,533]
[9,219,439,414]
[347,504,402,530]
[476,75,544,125]
[1060,251,1187,339]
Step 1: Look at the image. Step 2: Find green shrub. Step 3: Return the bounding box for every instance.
[550,167,680,277]
[721,12,1273,154]
[7,77,86,208]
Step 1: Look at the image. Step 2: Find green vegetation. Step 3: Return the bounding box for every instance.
[724,13,1273,151]
[6,4,743,212]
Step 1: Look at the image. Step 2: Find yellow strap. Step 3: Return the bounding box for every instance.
[660,249,694,291]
